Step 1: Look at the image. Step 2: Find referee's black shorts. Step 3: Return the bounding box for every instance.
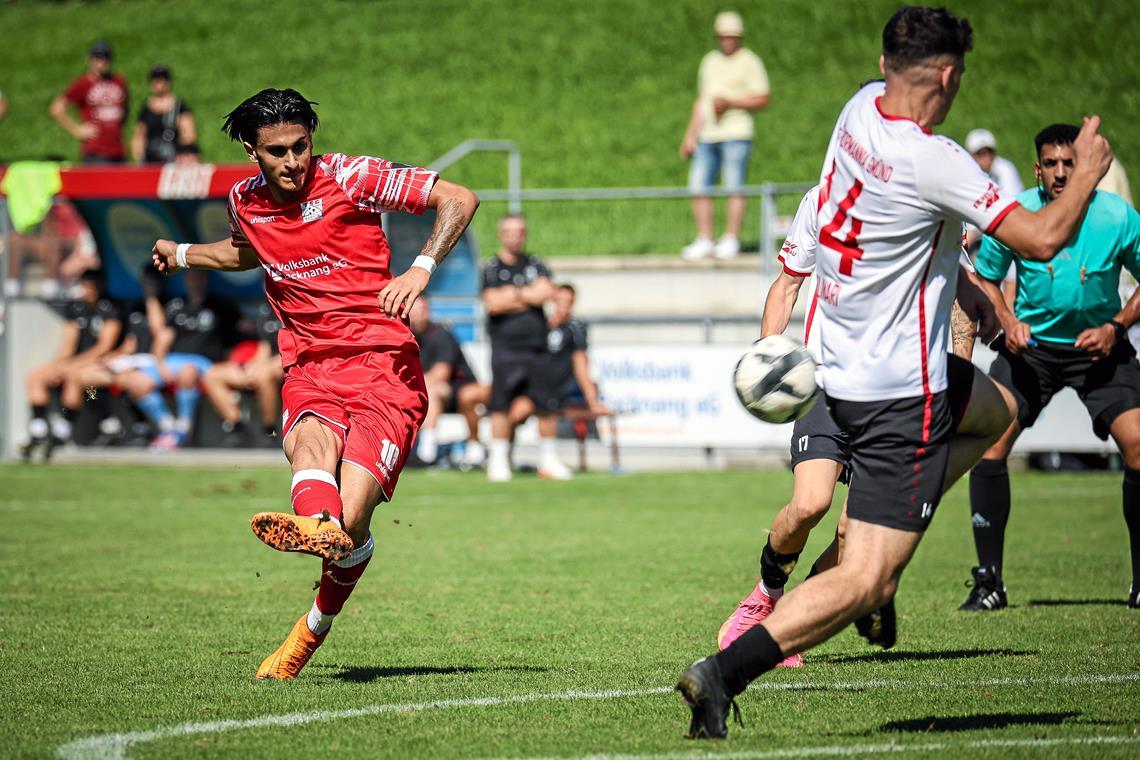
[988,339,1140,440]
[827,354,975,533]
[488,346,560,414]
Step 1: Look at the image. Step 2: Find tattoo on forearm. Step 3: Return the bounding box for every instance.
[951,302,976,360]
[422,197,472,265]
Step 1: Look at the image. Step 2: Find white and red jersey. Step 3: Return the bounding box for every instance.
[776,185,823,362]
[813,83,1018,401]
[228,153,438,367]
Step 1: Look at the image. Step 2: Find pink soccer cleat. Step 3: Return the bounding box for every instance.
[717,584,803,668]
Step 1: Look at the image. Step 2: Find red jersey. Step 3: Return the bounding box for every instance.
[227,153,438,367]
[64,73,129,159]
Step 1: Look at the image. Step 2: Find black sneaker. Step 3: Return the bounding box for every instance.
[854,596,897,649]
[959,566,1008,611]
[1128,585,1138,610]
[676,656,744,739]
[19,437,45,463]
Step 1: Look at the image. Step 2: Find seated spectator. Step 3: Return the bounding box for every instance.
[21,268,121,460]
[118,269,241,449]
[60,266,166,441]
[408,297,490,465]
[544,284,609,416]
[131,65,199,165]
[202,302,284,446]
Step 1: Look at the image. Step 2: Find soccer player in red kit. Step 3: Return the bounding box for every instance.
[151,89,479,679]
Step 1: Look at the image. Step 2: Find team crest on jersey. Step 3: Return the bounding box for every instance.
[781,241,798,257]
[300,199,324,223]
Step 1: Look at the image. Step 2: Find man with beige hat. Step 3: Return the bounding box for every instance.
[680,11,770,260]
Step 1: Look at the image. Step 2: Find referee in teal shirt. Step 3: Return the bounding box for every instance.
[964,123,1140,612]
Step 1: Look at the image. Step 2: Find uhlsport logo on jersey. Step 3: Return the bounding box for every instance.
[377,439,400,473]
[301,199,324,223]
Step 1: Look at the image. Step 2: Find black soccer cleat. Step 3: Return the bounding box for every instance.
[1128,585,1138,610]
[958,566,1008,611]
[854,597,897,649]
[676,656,744,740]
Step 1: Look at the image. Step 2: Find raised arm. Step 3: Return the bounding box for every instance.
[760,271,807,337]
[378,179,480,318]
[152,238,260,273]
[989,117,1113,261]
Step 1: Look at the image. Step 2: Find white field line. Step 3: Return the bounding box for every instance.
[55,672,1140,760]
[495,735,1140,760]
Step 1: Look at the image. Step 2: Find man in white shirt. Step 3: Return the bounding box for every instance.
[677,5,1113,739]
[679,11,770,261]
[965,128,1025,304]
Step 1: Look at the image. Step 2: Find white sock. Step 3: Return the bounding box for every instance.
[50,417,72,440]
[489,439,510,463]
[539,437,560,467]
[306,600,335,635]
[759,580,784,599]
[28,417,49,439]
[174,418,191,434]
[417,428,438,462]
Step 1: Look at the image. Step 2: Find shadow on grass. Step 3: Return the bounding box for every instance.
[317,664,550,683]
[1027,598,1128,607]
[880,711,1080,733]
[817,648,1037,665]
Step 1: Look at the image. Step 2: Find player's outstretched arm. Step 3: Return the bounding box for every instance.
[760,270,806,338]
[378,179,479,318]
[991,116,1113,261]
[152,239,259,274]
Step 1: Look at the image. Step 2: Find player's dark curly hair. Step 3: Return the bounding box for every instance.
[222,88,319,145]
[1034,123,1079,158]
[882,6,973,72]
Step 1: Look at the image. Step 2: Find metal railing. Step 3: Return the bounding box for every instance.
[430,140,522,214]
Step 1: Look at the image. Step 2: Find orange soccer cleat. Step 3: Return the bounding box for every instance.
[256,614,327,680]
[250,511,354,562]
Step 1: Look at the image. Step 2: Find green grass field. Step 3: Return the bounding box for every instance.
[2,464,1137,758]
[2,1,1138,254]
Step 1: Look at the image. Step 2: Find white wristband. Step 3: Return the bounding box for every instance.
[411,255,437,275]
[175,243,191,269]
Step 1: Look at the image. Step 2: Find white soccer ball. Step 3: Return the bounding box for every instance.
[733,335,819,424]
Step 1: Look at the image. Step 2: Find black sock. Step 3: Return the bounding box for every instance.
[969,458,1010,578]
[31,404,48,422]
[262,424,277,438]
[760,540,801,590]
[1124,467,1140,590]
[61,407,76,422]
[714,624,784,695]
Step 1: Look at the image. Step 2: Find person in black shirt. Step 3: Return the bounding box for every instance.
[544,284,608,415]
[202,301,285,445]
[130,65,199,164]
[22,268,121,460]
[119,269,241,448]
[60,266,165,436]
[408,298,490,464]
[481,213,572,481]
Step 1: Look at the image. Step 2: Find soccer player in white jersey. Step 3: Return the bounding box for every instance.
[719,174,995,663]
[677,5,1113,738]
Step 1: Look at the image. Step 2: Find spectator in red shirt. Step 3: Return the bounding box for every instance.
[50,40,129,163]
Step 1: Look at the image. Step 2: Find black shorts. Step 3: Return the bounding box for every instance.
[988,339,1140,440]
[789,398,851,484]
[828,354,975,533]
[489,347,559,413]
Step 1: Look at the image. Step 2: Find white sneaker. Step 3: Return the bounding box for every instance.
[681,237,715,261]
[537,458,573,481]
[462,440,487,467]
[714,235,741,259]
[487,453,512,482]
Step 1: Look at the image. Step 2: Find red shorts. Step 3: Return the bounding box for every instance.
[281,348,427,502]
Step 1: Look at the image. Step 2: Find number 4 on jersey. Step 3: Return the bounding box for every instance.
[820,180,865,275]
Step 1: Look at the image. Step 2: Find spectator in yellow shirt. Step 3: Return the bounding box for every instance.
[680,11,770,260]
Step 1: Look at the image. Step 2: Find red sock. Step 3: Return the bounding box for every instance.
[290,469,343,524]
[315,533,374,618]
